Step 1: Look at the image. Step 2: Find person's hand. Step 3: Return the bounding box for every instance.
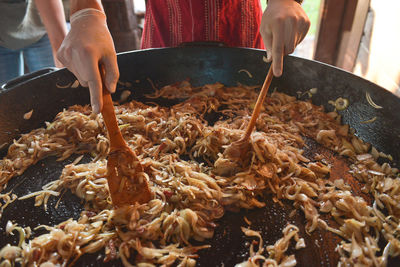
[260,0,310,77]
[57,8,119,113]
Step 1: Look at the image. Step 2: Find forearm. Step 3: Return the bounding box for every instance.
[70,0,104,14]
[35,0,68,66]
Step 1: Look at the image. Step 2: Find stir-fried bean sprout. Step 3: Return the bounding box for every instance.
[0,192,17,219]
[238,69,253,78]
[0,81,399,266]
[366,92,383,109]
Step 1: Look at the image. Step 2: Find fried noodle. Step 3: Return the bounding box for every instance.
[0,81,399,266]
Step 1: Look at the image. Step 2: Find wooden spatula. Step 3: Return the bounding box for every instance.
[224,65,274,161]
[101,77,152,207]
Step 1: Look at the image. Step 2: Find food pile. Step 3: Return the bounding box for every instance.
[0,81,399,266]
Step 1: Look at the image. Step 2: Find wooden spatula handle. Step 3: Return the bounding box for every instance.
[100,68,127,149]
[244,65,274,140]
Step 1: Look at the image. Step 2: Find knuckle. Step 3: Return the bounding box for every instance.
[291,16,299,25]
[301,16,311,27]
[82,45,96,54]
[57,47,69,63]
[274,15,285,24]
[305,19,311,28]
[56,51,64,62]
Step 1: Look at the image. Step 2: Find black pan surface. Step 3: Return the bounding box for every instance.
[1,46,399,266]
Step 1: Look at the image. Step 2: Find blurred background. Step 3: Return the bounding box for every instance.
[6,0,400,96]
[117,0,398,96]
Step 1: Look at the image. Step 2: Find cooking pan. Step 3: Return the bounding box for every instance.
[0,45,399,266]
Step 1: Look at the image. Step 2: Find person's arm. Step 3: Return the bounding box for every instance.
[69,0,104,13]
[57,0,119,114]
[35,0,68,68]
[260,0,310,77]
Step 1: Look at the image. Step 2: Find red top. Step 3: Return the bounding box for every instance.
[141,0,264,49]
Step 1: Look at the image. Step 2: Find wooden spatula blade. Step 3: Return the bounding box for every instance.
[106,147,152,207]
[223,66,274,163]
[100,66,152,207]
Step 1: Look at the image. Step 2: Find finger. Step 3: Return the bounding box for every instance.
[102,54,119,93]
[56,44,68,66]
[296,19,311,45]
[284,20,296,55]
[71,48,104,113]
[297,26,309,45]
[54,57,64,68]
[85,60,103,114]
[285,37,296,55]
[75,75,88,88]
[296,29,307,45]
[68,64,84,84]
[67,64,88,87]
[88,80,103,114]
[262,31,273,62]
[57,46,87,87]
[272,25,284,77]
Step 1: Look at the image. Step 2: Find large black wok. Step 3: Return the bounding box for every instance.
[0,46,399,266]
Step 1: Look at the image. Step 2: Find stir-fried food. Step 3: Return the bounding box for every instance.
[0,81,399,266]
[236,224,305,267]
[224,66,274,164]
[101,87,152,207]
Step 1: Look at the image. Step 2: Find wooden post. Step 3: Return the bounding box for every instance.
[101,0,141,52]
[314,0,360,66]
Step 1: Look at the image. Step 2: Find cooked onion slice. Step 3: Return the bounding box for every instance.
[23,109,33,120]
[366,92,383,109]
[238,69,253,78]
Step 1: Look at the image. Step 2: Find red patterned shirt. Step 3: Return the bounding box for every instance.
[141,0,264,49]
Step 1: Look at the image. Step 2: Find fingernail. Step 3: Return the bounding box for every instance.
[273,67,282,77]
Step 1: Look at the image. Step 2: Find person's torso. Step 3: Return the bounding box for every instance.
[142,0,264,49]
[0,0,46,50]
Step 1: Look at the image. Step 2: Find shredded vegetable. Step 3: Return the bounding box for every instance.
[238,69,253,78]
[70,80,80,88]
[23,110,33,120]
[0,81,398,266]
[330,97,349,111]
[361,117,377,124]
[366,92,383,109]
[119,90,131,103]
